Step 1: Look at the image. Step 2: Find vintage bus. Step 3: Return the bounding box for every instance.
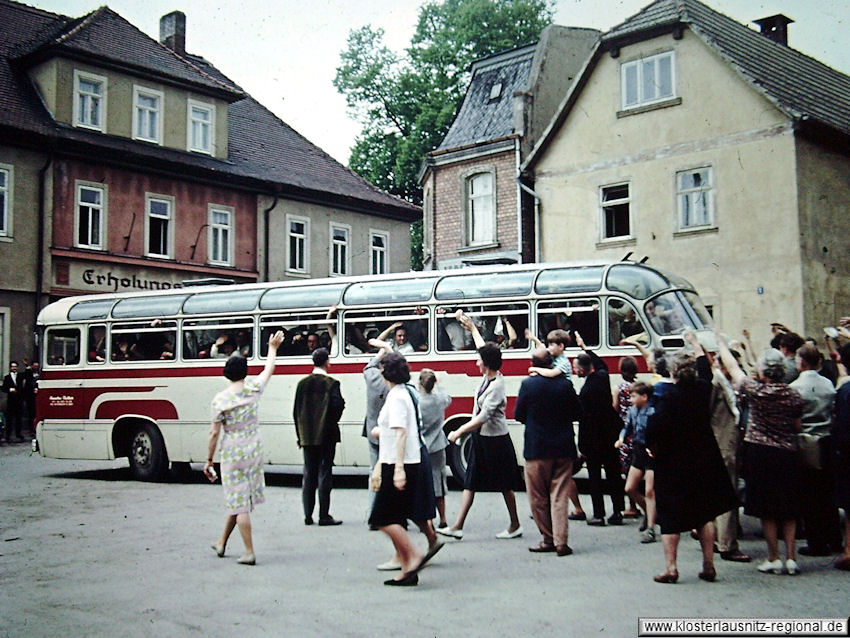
[34,261,714,481]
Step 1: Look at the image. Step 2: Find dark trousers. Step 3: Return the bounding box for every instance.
[585,445,625,519]
[800,461,842,551]
[302,439,337,519]
[4,406,21,441]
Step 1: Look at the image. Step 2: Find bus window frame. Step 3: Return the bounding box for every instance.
[259,311,337,357]
[87,323,108,364]
[110,320,178,363]
[605,297,648,348]
[341,306,431,356]
[535,298,601,350]
[435,302,529,352]
[182,316,255,360]
[44,326,82,367]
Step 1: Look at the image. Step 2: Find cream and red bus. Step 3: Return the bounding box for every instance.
[34,261,714,481]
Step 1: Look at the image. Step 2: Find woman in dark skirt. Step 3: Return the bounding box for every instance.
[368,352,438,586]
[715,329,804,575]
[645,333,738,584]
[437,313,522,541]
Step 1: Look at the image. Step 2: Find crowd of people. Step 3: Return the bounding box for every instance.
[199,313,850,587]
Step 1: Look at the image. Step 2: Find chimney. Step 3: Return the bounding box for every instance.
[160,11,186,56]
[753,14,794,46]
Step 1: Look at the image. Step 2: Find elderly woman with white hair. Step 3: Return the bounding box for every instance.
[714,327,804,576]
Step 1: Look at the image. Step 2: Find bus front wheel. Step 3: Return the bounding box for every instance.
[128,423,169,482]
[446,431,472,485]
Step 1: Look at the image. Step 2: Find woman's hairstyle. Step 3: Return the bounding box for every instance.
[651,348,669,378]
[478,342,503,371]
[758,348,786,382]
[419,368,437,393]
[381,351,411,384]
[669,351,697,384]
[223,354,248,381]
[619,356,638,382]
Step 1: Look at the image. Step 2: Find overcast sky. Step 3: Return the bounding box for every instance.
[40,0,850,165]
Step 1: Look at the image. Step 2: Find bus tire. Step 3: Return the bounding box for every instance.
[128,423,169,482]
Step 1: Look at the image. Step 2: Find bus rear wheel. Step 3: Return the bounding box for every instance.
[128,423,169,482]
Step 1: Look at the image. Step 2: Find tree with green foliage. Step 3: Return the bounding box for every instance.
[335,0,554,269]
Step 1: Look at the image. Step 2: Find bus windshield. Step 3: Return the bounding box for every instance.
[644,291,711,335]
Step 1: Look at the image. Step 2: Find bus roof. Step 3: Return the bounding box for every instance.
[37,260,695,324]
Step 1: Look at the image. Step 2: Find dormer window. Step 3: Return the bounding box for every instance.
[489,82,503,101]
[621,51,675,110]
[73,70,106,131]
[188,99,215,154]
[133,86,163,144]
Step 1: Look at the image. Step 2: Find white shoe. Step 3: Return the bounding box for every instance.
[376,559,402,571]
[757,558,784,574]
[237,552,256,565]
[436,527,463,540]
[785,559,798,575]
[496,526,523,539]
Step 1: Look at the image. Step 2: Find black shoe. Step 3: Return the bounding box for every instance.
[638,513,648,532]
[798,545,833,557]
[607,514,624,526]
[719,549,752,563]
[318,516,343,526]
[528,542,556,553]
[304,516,314,526]
[556,545,573,556]
[587,517,606,527]
[568,512,586,521]
[384,572,418,586]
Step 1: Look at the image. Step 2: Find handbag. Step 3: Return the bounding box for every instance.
[797,432,822,470]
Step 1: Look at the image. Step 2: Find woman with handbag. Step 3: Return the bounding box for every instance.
[368,352,440,586]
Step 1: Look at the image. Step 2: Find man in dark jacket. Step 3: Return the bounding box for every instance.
[2,361,25,443]
[293,348,345,526]
[515,348,583,556]
[574,332,626,526]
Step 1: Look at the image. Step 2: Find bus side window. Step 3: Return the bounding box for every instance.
[112,321,176,361]
[607,298,646,346]
[344,307,429,355]
[537,299,600,348]
[88,325,106,363]
[46,328,81,365]
[436,307,472,352]
[259,312,334,357]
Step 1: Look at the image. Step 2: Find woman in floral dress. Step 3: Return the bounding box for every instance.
[205,330,284,565]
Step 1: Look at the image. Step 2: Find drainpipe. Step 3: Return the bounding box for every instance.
[262,194,279,282]
[34,151,54,361]
[516,176,541,263]
[515,137,523,264]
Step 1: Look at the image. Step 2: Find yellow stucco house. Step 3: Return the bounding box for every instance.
[523,0,850,343]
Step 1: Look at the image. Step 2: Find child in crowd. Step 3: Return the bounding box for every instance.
[616,381,657,542]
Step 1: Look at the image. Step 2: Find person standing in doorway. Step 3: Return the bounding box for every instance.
[293,347,346,526]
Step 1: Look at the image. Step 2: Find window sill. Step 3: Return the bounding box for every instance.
[458,241,500,253]
[617,97,682,119]
[595,237,636,250]
[0,236,13,243]
[285,270,311,279]
[74,122,105,133]
[145,253,173,261]
[673,226,718,238]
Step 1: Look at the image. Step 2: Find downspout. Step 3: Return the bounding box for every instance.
[515,137,523,264]
[516,176,541,264]
[262,193,279,282]
[34,151,54,362]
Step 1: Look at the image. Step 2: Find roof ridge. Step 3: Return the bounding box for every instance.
[0,0,64,20]
[152,36,243,95]
[52,5,106,46]
[604,0,681,36]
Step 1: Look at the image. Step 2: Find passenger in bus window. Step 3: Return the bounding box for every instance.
[210,334,236,358]
[493,316,519,349]
[377,322,414,355]
[88,327,106,362]
[112,338,140,361]
[158,339,175,360]
[406,307,429,352]
[234,330,252,358]
[306,332,320,352]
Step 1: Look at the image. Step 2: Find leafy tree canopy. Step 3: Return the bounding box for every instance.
[335,0,553,268]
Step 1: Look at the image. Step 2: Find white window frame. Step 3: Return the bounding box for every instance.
[329,222,351,277]
[423,185,433,260]
[0,164,12,238]
[145,193,175,259]
[132,85,164,144]
[676,167,715,230]
[370,229,389,275]
[73,70,107,132]
[207,205,233,266]
[599,182,633,242]
[74,181,107,250]
[621,51,676,110]
[285,213,310,275]
[464,170,496,246]
[187,99,215,154]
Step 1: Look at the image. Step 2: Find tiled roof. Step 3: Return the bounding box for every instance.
[0,0,418,219]
[604,0,850,137]
[437,44,536,151]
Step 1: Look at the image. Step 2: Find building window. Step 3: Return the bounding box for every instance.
[286,214,309,274]
[600,183,631,240]
[146,195,173,258]
[370,230,388,275]
[677,167,714,229]
[0,165,11,237]
[133,86,163,144]
[329,223,351,276]
[188,100,215,154]
[465,171,495,245]
[208,206,233,265]
[75,182,105,249]
[73,70,106,131]
[621,51,675,110]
